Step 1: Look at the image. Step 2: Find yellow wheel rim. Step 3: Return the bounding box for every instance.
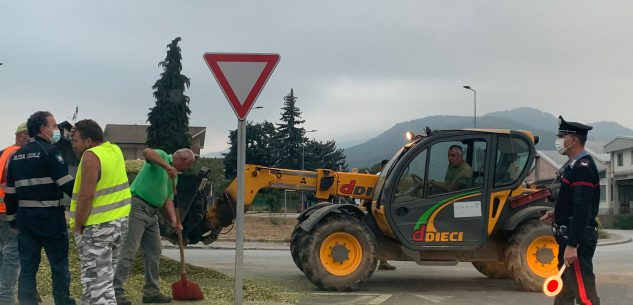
[527,235,559,278]
[319,232,363,276]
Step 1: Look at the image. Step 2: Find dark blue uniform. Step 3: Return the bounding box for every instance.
[4,136,76,305]
[552,116,600,305]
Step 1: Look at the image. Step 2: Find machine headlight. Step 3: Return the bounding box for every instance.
[405,131,415,142]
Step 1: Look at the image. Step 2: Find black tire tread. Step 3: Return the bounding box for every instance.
[290,222,309,272]
[505,220,554,291]
[298,213,377,291]
[472,261,510,279]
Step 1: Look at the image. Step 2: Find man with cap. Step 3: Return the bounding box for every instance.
[0,122,29,305]
[540,115,600,305]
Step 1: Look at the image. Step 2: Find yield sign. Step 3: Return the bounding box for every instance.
[203,53,280,120]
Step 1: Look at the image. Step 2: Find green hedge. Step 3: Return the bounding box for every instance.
[614,214,633,230]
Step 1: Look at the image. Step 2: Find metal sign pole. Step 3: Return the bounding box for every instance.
[235,119,246,305]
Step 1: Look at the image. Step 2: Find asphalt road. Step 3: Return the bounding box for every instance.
[163,230,633,305]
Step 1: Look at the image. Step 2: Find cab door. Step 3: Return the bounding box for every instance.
[384,133,492,250]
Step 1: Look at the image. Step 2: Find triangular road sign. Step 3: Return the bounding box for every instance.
[203,53,280,120]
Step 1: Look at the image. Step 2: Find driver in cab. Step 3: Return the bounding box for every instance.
[429,145,473,193]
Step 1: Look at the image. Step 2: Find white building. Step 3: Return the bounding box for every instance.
[528,141,610,214]
[604,136,633,215]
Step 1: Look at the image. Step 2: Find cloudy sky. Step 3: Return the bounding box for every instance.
[2,1,632,153]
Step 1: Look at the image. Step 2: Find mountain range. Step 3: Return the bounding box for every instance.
[343,107,633,168]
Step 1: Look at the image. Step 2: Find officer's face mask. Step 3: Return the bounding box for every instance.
[555,136,575,155]
[45,127,61,144]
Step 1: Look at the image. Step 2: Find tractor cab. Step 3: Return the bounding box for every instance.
[374,129,536,251]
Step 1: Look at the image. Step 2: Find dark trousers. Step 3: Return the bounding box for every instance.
[16,207,75,305]
[554,228,600,305]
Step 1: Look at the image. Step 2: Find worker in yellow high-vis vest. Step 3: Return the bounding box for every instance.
[70,119,131,305]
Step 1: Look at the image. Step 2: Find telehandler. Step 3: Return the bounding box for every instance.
[178,128,559,292]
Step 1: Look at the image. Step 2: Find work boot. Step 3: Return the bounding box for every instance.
[142,293,172,303]
[115,295,132,305]
[378,261,396,271]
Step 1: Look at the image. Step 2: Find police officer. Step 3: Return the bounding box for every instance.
[541,115,600,305]
[4,111,76,305]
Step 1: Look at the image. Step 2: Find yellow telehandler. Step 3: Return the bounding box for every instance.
[201,128,558,292]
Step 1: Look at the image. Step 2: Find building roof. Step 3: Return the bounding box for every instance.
[537,150,607,173]
[585,140,610,163]
[104,124,206,148]
[537,150,568,168]
[604,136,633,153]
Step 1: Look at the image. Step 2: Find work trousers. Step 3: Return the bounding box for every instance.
[113,197,162,297]
[16,207,75,305]
[0,214,19,305]
[75,217,128,305]
[554,228,600,305]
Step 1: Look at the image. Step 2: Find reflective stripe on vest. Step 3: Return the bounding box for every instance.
[0,145,20,213]
[19,200,61,207]
[69,142,131,228]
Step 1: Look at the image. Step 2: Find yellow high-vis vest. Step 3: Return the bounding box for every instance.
[69,141,131,229]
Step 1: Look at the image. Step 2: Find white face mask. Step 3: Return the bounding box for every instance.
[555,137,575,154]
[45,127,61,144]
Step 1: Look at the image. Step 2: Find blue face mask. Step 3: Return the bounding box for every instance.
[46,127,61,144]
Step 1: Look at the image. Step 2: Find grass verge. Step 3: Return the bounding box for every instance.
[35,237,298,305]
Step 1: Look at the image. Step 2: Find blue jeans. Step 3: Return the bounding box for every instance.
[0,214,19,305]
[16,207,75,305]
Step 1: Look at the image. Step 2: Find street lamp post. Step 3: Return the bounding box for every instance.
[463,85,477,128]
[301,129,318,211]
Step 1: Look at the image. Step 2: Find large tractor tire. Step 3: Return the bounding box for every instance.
[505,220,559,291]
[472,261,510,279]
[290,223,309,272]
[298,213,377,291]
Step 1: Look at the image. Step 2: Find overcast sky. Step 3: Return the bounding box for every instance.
[2,1,633,153]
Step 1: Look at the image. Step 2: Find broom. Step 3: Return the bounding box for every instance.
[171,179,204,300]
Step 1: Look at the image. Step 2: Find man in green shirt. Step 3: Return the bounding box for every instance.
[114,148,194,305]
[430,145,473,193]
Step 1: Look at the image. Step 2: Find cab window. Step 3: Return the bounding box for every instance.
[427,140,486,196]
[393,150,427,203]
[494,135,530,187]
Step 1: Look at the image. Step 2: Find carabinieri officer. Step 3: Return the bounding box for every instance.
[541,115,600,305]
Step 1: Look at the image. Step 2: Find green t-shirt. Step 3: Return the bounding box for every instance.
[437,162,473,192]
[130,149,176,208]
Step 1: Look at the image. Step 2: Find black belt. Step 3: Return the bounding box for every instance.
[133,195,159,214]
[552,224,597,239]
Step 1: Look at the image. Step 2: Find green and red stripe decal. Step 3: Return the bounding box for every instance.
[413,190,481,231]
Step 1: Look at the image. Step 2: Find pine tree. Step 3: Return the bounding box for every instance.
[222,121,278,179]
[275,89,306,169]
[303,139,348,172]
[146,37,191,154]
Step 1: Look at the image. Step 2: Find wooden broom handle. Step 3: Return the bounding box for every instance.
[172,179,186,275]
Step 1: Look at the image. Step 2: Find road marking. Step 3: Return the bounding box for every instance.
[367,294,392,304]
[415,294,454,303]
[311,293,392,304]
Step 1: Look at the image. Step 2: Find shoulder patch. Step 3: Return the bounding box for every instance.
[580,159,589,167]
[55,153,65,165]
